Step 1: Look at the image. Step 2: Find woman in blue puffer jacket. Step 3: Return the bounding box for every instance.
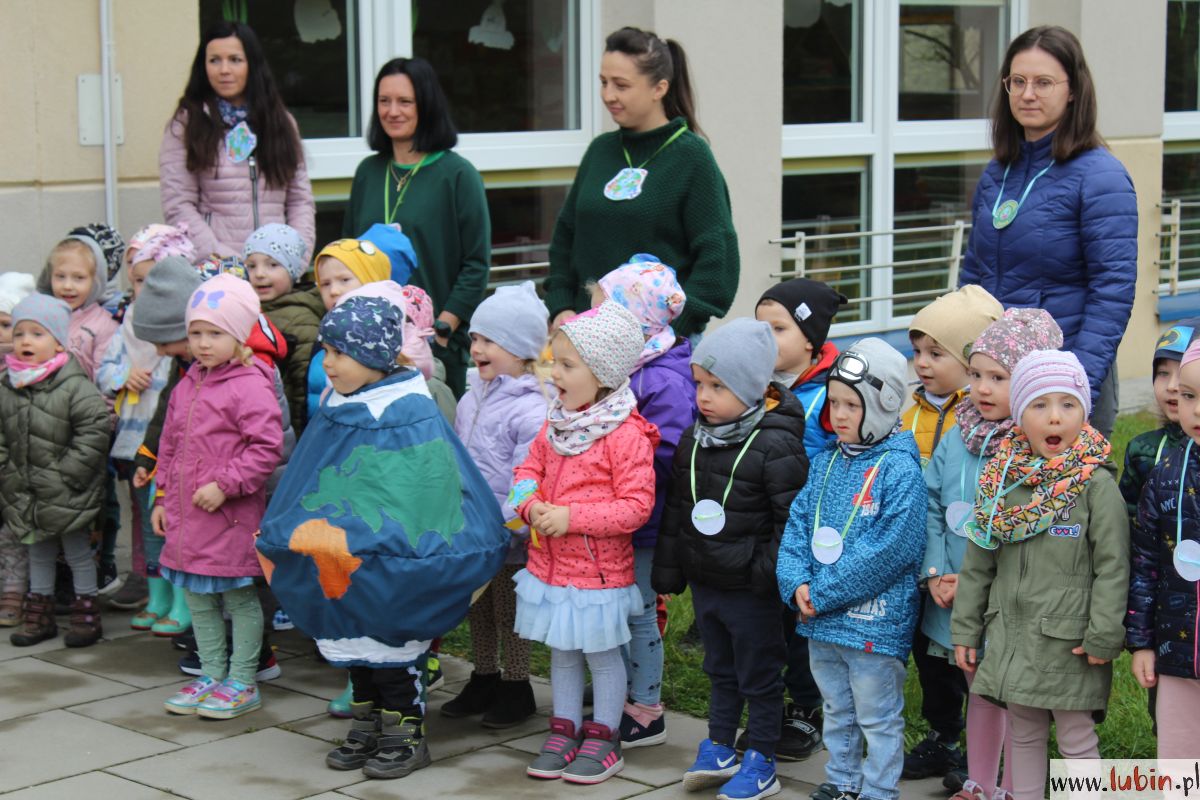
[958,25,1137,437]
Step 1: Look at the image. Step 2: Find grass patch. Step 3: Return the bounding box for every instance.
[441,412,1163,758]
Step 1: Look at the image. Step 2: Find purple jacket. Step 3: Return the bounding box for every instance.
[455,371,550,563]
[631,339,698,548]
[157,358,283,577]
[159,112,316,261]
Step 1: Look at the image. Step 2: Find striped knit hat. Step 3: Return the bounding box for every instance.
[1010,350,1091,422]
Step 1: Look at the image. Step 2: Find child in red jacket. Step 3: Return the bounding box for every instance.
[512,302,658,785]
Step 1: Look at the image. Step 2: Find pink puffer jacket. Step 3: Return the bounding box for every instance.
[158,112,316,262]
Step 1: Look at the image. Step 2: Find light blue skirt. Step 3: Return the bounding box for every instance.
[513,569,645,654]
[161,566,254,594]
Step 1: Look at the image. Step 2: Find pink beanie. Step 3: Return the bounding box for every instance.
[1010,349,1092,422]
[127,223,196,265]
[1181,340,1200,371]
[186,273,261,342]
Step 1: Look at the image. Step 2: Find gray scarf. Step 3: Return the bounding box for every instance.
[696,401,767,448]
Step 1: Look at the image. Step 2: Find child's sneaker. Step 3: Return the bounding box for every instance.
[683,738,741,791]
[196,678,261,719]
[950,780,988,800]
[325,702,380,770]
[361,711,431,779]
[527,716,583,779]
[717,748,781,800]
[164,675,219,715]
[619,699,666,747]
[271,607,294,631]
[424,654,444,690]
[561,720,624,784]
[902,730,963,779]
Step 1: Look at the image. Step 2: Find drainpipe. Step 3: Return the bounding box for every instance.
[100,0,117,228]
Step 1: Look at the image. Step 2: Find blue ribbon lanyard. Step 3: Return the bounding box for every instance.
[958,425,1000,505]
[991,160,1055,228]
[1177,439,1194,547]
[981,452,1045,542]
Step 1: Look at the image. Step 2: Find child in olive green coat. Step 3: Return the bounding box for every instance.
[951,351,1128,800]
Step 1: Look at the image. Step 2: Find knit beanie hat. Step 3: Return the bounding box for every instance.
[0,272,36,315]
[11,293,71,348]
[691,318,778,408]
[359,223,419,285]
[321,291,406,372]
[127,224,196,266]
[1179,340,1200,371]
[132,256,204,343]
[559,301,643,388]
[970,308,1064,374]
[598,254,686,336]
[909,284,1003,366]
[1010,350,1092,422]
[316,239,391,285]
[1154,317,1200,366]
[243,223,308,282]
[470,281,549,361]
[186,273,261,343]
[757,278,848,352]
[829,337,908,445]
[67,222,126,281]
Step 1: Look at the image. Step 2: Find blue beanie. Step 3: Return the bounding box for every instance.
[359,224,419,285]
[469,281,549,361]
[12,294,72,349]
[320,294,405,372]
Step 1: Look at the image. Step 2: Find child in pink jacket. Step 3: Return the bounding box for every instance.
[512,301,659,785]
[152,273,283,721]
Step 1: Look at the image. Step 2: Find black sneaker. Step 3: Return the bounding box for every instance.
[108,573,148,610]
[178,646,282,681]
[172,630,196,652]
[810,782,849,800]
[618,703,666,748]
[943,767,968,792]
[777,703,823,761]
[902,730,964,780]
[97,563,124,597]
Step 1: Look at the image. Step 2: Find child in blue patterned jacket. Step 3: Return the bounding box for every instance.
[776,337,926,800]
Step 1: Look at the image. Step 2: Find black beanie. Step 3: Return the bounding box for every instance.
[757,278,848,352]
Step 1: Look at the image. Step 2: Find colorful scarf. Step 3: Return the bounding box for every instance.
[971,423,1110,547]
[5,352,69,388]
[695,401,766,448]
[546,382,637,456]
[954,395,1013,457]
[217,98,248,128]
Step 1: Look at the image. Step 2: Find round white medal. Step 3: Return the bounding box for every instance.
[945,501,973,538]
[691,499,726,536]
[604,167,648,201]
[811,526,844,565]
[1174,539,1200,583]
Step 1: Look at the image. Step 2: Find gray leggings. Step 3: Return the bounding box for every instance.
[28,532,97,596]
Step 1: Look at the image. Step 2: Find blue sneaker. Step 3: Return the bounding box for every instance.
[717,748,781,800]
[683,739,740,791]
[272,608,294,631]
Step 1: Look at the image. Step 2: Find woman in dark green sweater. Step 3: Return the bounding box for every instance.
[545,28,739,336]
[342,57,490,396]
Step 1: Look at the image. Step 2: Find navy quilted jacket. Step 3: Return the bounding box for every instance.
[1126,440,1200,679]
[959,134,1138,405]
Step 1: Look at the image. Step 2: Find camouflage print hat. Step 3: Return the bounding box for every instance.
[319,291,405,372]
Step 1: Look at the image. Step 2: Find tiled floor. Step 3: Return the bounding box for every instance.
[0,607,951,799]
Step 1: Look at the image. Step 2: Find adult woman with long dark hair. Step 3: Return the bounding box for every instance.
[160,21,315,260]
[545,27,739,337]
[958,25,1137,437]
[341,57,489,397]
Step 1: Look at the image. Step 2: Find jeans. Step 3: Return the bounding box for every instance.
[809,640,906,800]
[621,548,663,705]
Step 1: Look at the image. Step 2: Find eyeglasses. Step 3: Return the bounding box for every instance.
[1002,75,1069,97]
[327,239,379,257]
[831,351,884,392]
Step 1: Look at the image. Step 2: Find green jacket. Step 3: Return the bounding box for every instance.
[0,358,110,543]
[950,467,1129,712]
[263,284,325,434]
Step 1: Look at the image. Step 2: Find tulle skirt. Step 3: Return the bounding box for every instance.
[513,569,644,653]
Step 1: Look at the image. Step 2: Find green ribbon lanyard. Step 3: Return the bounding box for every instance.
[980,452,1045,542]
[689,430,761,511]
[383,153,430,224]
[622,123,688,170]
[1154,432,1169,466]
[814,451,888,545]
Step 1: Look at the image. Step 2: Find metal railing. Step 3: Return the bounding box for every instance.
[1156,198,1200,296]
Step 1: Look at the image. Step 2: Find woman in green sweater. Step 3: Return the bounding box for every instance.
[342,57,490,396]
[546,27,739,336]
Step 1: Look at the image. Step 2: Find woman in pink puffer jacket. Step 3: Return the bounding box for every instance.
[159,21,314,263]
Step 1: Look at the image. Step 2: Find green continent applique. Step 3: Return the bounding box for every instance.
[301,441,465,547]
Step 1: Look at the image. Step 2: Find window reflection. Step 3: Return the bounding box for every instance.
[783,0,862,124]
[898,2,1006,121]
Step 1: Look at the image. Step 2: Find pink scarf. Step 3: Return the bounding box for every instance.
[5,352,69,388]
[546,383,638,455]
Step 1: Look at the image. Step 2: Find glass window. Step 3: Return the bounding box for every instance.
[781,169,870,323]
[898,1,1007,121]
[1162,149,1200,283]
[783,0,862,124]
[1166,0,1200,112]
[199,0,361,139]
[892,158,984,316]
[413,0,580,133]
[486,184,570,289]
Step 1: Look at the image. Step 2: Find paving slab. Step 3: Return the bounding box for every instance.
[38,630,195,689]
[267,654,354,701]
[610,773,815,800]
[109,727,365,800]
[0,656,136,721]
[69,682,329,746]
[1,771,178,799]
[0,709,178,793]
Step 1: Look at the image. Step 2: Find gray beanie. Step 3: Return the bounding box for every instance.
[243,223,308,282]
[131,256,203,343]
[470,281,549,361]
[12,293,71,349]
[829,337,907,445]
[691,318,778,408]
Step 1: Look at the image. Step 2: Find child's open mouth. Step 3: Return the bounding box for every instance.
[1045,435,1062,447]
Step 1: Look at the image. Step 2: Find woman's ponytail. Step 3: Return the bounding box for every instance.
[662,39,701,137]
[604,27,703,138]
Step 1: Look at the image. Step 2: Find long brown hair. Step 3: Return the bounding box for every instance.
[604,27,702,138]
[990,26,1104,165]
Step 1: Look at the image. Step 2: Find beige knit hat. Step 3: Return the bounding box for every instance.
[908,284,1004,366]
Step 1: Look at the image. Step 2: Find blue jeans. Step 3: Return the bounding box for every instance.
[621,548,662,704]
[808,640,906,800]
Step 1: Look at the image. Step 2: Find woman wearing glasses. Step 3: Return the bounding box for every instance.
[342,58,489,398]
[958,25,1137,438]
